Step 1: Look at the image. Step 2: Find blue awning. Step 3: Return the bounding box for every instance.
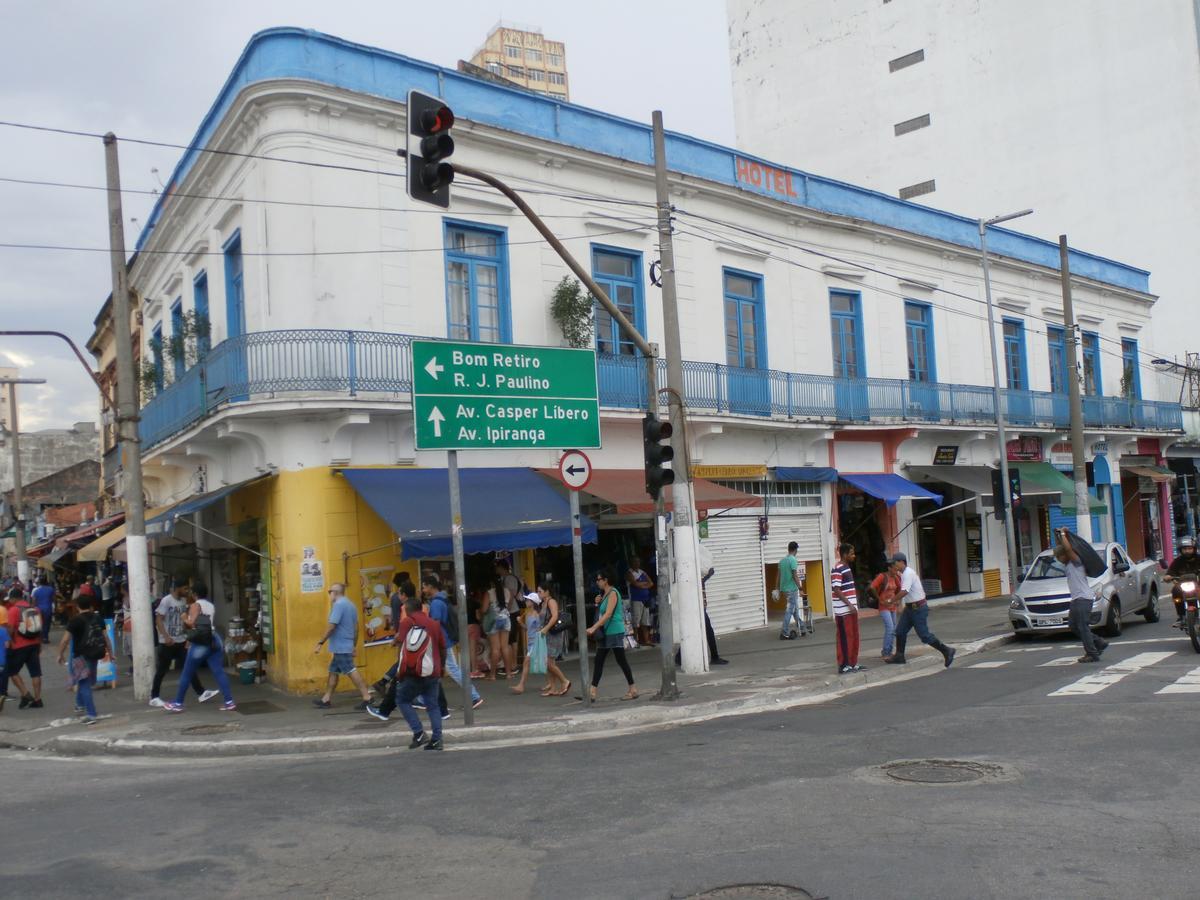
[775,466,839,483]
[840,473,943,507]
[340,468,598,560]
[145,476,270,537]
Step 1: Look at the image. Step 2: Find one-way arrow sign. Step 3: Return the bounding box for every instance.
[424,356,444,380]
[428,405,445,437]
[558,449,593,491]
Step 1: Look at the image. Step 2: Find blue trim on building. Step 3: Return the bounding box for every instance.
[590,243,645,356]
[132,28,1151,295]
[442,218,511,344]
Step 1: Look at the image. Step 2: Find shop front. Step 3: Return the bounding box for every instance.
[1167,454,1198,545]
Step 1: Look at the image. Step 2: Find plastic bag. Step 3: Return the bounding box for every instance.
[1063,529,1106,578]
[528,632,548,675]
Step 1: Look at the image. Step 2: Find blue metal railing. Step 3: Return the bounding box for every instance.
[138,330,1185,448]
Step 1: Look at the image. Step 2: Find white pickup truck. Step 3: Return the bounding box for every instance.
[1009,542,1164,638]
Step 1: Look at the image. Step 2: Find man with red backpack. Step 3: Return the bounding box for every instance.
[394,594,447,751]
[5,586,45,708]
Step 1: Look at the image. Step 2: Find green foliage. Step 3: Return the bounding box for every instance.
[550,277,594,349]
[140,311,211,404]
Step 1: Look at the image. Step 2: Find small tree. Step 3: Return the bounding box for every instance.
[550,277,595,349]
[1120,361,1136,399]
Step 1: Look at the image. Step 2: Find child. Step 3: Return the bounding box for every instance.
[510,592,548,695]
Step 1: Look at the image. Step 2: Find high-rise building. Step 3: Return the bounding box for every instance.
[726,0,1200,367]
[0,366,17,431]
[466,23,568,100]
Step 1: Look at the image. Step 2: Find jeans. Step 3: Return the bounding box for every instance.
[76,659,99,717]
[443,645,480,704]
[152,642,205,699]
[173,639,234,705]
[1069,597,1103,658]
[880,609,897,656]
[781,590,802,636]
[894,603,937,657]
[397,675,442,740]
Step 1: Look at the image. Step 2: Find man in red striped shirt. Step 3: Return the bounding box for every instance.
[830,542,863,673]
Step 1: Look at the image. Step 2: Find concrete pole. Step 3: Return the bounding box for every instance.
[1059,235,1093,540]
[103,133,154,700]
[652,110,705,674]
[7,382,27,582]
[446,449,474,725]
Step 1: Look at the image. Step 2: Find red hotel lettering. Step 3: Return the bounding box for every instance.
[735,157,798,198]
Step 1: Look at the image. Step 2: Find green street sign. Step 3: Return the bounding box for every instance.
[412,339,601,450]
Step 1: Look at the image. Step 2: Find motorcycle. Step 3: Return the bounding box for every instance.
[1170,576,1200,653]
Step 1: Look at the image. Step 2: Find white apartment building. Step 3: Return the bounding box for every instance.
[88,28,1181,693]
[727,0,1200,383]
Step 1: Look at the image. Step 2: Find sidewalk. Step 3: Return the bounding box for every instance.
[1,598,1015,757]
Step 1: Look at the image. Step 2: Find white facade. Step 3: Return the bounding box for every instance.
[728,0,1200,387]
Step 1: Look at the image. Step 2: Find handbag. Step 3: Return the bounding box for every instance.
[186,613,215,646]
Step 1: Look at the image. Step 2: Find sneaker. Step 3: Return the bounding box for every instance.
[148,697,166,708]
[353,700,371,712]
[779,633,791,641]
[441,711,452,721]
[81,717,99,726]
[712,657,730,665]
[943,647,957,668]
[424,738,444,751]
[852,664,867,672]
[312,699,332,709]
[220,701,237,712]
[1077,655,1101,664]
[29,699,43,709]
[365,705,389,722]
[408,732,428,750]
[472,697,484,710]
[410,701,427,711]
[838,665,852,674]
[18,695,32,710]
[199,690,220,704]
[162,702,184,713]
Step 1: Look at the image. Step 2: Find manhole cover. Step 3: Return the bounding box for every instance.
[180,723,242,736]
[883,759,1000,784]
[233,700,286,716]
[685,886,814,900]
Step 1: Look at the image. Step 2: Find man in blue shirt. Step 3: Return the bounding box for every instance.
[423,574,483,712]
[313,583,373,709]
[31,576,56,644]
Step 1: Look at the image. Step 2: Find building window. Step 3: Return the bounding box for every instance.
[528,69,545,82]
[223,231,245,339]
[1002,318,1028,390]
[170,299,185,380]
[829,290,865,378]
[486,62,502,74]
[507,65,525,79]
[151,323,165,392]
[712,480,822,509]
[889,49,924,72]
[548,52,563,67]
[505,44,521,59]
[444,221,510,343]
[193,271,210,355]
[723,269,765,369]
[1047,325,1067,393]
[1121,338,1141,399]
[899,179,936,200]
[904,301,936,382]
[1082,331,1102,395]
[894,113,931,136]
[526,48,542,63]
[592,246,643,356]
[548,71,565,85]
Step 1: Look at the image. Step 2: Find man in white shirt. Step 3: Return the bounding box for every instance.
[885,553,956,667]
[149,579,217,707]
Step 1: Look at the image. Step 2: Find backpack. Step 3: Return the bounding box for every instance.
[398,624,435,678]
[16,603,43,637]
[186,613,214,646]
[442,601,460,645]
[78,613,108,661]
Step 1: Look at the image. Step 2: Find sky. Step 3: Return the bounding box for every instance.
[0,0,734,430]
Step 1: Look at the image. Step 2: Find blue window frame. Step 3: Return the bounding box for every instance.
[724,268,765,369]
[1082,331,1102,395]
[829,290,865,378]
[193,271,210,355]
[591,245,644,356]
[1121,338,1141,399]
[443,221,510,343]
[1047,325,1067,394]
[150,323,164,391]
[223,231,245,339]
[904,301,936,382]
[170,299,185,380]
[1002,318,1028,390]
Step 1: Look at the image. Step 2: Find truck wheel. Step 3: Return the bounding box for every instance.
[1142,589,1159,624]
[1103,598,1123,637]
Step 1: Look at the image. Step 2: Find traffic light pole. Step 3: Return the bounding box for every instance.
[1059,235,1093,541]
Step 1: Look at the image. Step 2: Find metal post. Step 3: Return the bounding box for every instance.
[652,110,705,674]
[569,488,592,704]
[7,382,26,580]
[446,449,473,725]
[980,220,1022,592]
[103,132,154,700]
[1059,235,1093,540]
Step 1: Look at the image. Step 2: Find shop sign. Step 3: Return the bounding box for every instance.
[300,545,325,594]
[699,518,709,540]
[412,339,600,450]
[1006,436,1043,462]
[359,566,396,646]
[964,513,983,574]
[932,445,959,465]
[1091,441,1109,456]
[691,465,767,479]
[1050,441,1073,467]
[734,157,799,199]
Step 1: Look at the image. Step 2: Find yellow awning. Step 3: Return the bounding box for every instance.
[76,505,173,562]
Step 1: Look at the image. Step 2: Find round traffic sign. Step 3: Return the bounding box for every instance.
[558,449,593,491]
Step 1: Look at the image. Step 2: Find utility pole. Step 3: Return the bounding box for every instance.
[652,111,706,675]
[2,377,45,582]
[104,133,154,700]
[1059,235,1092,540]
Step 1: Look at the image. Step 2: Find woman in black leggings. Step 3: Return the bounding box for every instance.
[587,569,637,701]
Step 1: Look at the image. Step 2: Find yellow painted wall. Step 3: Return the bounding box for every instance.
[805,560,828,615]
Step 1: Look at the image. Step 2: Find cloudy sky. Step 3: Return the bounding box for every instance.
[0,0,732,430]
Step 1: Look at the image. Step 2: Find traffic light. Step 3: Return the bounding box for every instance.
[991,468,1009,520]
[406,90,455,208]
[643,414,675,500]
[1008,469,1022,510]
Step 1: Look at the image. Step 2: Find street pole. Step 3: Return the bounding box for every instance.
[103,132,154,700]
[2,379,44,582]
[569,487,591,704]
[1059,235,1093,540]
[446,449,474,725]
[652,110,705,674]
[980,212,1032,593]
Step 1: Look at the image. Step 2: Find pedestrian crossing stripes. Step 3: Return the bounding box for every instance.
[1006,636,1180,653]
[1157,665,1200,695]
[1048,652,1175,697]
[967,661,1011,669]
[1038,657,1079,667]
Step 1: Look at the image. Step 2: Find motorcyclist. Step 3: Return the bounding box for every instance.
[1164,536,1200,622]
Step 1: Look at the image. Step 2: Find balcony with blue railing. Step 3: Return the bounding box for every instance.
[138,329,1185,449]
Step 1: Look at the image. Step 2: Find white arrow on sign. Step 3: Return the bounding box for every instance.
[428,406,445,437]
[424,356,444,380]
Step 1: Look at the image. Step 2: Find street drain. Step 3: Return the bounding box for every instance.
[180,723,242,736]
[881,759,1007,785]
[683,885,815,899]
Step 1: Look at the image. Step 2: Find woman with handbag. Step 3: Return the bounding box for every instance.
[586,569,638,702]
[161,582,236,712]
[537,584,570,695]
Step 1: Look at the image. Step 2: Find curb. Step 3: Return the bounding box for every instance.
[37,630,1014,757]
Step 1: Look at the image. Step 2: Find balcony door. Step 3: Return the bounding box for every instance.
[724,269,770,416]
[830,290,867,420]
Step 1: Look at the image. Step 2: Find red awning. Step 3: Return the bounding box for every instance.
[26,513,124,559]
[537,468,762,515]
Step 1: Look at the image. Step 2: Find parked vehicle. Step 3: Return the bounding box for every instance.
[1009,542,1163,638]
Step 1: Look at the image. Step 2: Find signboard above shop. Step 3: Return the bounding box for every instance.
[933,445,959,465]
[1006,436,1044,462]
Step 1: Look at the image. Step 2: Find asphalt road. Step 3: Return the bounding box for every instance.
[5,615,1199,900]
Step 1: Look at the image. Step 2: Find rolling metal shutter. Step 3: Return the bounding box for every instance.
[764,513,825,564]
[701,516,766,635]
